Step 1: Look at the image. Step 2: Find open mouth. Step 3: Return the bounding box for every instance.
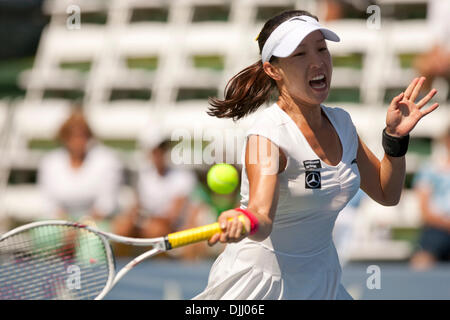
[309,74,327,91]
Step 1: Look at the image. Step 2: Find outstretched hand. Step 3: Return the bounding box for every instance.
[386,77,439,137]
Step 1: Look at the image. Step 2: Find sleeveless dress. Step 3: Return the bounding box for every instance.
[194,103,361,300]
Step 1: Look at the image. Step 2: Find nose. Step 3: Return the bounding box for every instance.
[308,61,327,81]
[309,54,325,70]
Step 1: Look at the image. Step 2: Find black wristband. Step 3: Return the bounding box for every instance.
[382,128,409,157]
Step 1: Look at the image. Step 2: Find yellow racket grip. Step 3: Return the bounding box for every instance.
[165,215,247,249]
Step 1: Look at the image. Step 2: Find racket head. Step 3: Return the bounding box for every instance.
[0,220,116,300]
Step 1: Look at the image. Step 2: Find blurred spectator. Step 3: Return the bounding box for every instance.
[37,108,123,229]
[414,0,450,98]
[410,125,450,270]
[113,126,208,260]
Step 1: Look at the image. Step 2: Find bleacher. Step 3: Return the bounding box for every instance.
[0,0,449,261]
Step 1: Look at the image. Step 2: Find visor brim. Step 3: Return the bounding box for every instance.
[272,26,340,59]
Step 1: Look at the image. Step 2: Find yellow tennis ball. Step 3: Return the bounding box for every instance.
[207,163,239,194]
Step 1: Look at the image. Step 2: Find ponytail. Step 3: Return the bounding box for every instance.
[207,60,275,121]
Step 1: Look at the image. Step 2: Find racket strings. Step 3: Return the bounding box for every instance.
[0,225,111,300]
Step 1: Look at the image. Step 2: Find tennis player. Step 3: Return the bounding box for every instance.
[194,10,439,299]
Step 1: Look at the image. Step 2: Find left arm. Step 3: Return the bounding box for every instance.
[357,77,439,206]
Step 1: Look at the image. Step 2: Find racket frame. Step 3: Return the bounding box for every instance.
[0,220,167,300]
[1,215,245,300]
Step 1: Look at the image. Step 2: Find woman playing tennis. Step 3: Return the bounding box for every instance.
[195,10,439,299]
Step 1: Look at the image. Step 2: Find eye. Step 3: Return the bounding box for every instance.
[293,52,305,57]
[319,47,328,52]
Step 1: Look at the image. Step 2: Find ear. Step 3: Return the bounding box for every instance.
[263,61,282,81]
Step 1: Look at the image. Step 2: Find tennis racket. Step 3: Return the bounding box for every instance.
[0,216,248,300]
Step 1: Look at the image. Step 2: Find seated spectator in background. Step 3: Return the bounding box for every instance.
[414,0,450,99]
[113,127,206,260]
[410,125,450,270]
[38,108,123,229]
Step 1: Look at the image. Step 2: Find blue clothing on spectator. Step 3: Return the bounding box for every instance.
[413,161,450,217]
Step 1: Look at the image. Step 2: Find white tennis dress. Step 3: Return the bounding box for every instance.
[194,103,361,300]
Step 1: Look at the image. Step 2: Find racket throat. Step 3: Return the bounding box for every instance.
[163,235,172,250]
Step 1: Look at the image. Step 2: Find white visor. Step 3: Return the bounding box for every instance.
[261,15,340,63]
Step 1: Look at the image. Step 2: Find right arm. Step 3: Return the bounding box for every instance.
[208,135,286,245]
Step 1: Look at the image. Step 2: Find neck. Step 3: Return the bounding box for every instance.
[70,154,85,169]
[277,94,323,129]
[157,166,167,176]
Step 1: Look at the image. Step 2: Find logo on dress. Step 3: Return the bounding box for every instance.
[305,171,321,189]
[303,159,322,170]
[304,159,322,189]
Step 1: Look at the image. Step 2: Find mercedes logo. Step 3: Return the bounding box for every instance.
[305,171,321,189]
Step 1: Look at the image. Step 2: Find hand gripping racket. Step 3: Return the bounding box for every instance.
[0,216,247,300]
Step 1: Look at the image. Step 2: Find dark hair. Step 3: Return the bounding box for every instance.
[57,107,93,143]
[154,138,171,152]
[207,10,319,121]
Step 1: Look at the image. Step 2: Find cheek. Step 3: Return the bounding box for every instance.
[284,64,308,88]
